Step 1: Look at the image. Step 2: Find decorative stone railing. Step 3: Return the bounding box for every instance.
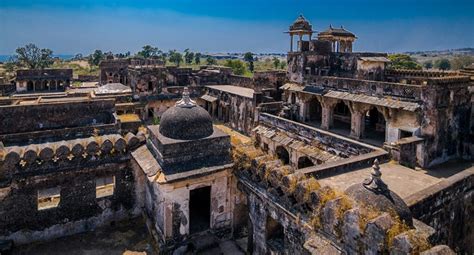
[0,132,145,181]
[385,69,460,78]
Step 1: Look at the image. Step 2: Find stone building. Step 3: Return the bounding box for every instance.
[0,14,472,255]
[200,85,259,135]
[131,89,235,252]
[281,17,471,168]
[15,69,72,93]
[0,97,143,245]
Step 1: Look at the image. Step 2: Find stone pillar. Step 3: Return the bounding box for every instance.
[298,34,303,51]
[320,97,338,130]
[290,34,294,52]
[349,102,370,139]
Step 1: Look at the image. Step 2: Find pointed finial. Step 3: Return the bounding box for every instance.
[176,87,196,108]
[363,159,388,192]
[329,24,332,29]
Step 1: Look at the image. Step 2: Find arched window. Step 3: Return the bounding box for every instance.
[275,146,290,165]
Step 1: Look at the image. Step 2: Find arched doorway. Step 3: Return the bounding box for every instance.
[34,80,42,91]
[364,107,386,144]
[27,81,34,91]
[275,146,290,165]
[307,98,322,125]
[332,101,351,134]
[297,156,314,169]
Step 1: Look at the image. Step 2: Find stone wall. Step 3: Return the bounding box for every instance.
[0,133,144,245]
[233,145,447,255]
[406,168,474,253]
[0,99,117,145]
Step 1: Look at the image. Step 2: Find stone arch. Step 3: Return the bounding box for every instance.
[307,97,322,124]
[34,80,42,91]
[297,156,314,169]
[27,81,34,91]
[275,145,290,165]
[332,100,351,133]
[364,106,387,143]
[43,80,49,90]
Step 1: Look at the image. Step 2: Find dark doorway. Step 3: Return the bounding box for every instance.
[400,130,412,139]
[307,98,322,125]
[266,217,284,250]
[297,156,314,169]
[332,101,351,134]
[275,146,290,165]
[364,107,386,143]
[189,186,211,234]
[27,81,34,91]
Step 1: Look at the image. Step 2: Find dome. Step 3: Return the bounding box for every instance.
[159,88,213,140]
[318,25,356,38]
[289,15,313,32]
[345,160,413,227]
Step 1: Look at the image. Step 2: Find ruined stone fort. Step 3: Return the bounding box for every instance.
[0,15,473,254]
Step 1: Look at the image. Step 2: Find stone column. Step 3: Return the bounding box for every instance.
[290,34,294,52]
[349,102,370,139]
[298,34,303,51]
[320,97,338,130]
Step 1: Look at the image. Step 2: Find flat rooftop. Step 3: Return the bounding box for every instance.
[318,160,473,200]
[206,85,254,99]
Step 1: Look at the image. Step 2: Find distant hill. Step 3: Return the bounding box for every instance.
[404,48,474,56]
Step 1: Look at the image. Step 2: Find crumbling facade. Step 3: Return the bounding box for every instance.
[15,69,72,93]
[0,97,144,245]
[0,14,472,255]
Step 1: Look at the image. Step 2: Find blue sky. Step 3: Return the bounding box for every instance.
[0,0,473,55]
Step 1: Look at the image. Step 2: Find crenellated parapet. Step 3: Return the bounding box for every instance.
[0,132,145,184]
[232,140,454,254]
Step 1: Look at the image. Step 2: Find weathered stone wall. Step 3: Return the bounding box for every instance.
[406,168,474,253]
[287,51,387,84]
[258,113,377,155]
[99,59,129,85]
[0,133,143,245]
[0,99,117,143]
[233,143,454,255]
[419,82,471,167]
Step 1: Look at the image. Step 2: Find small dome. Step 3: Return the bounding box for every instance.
[159,88,213,140]
[289,15,313,32]
[345,160,413,227]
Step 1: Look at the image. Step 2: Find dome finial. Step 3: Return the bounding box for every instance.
[363,159,388,192]
[176,87,196,108]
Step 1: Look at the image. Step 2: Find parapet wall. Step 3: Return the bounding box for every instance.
[232,141,451,254]
[258,113,378,155]
[16,69,73,81]
[406,168,474,253]
[0,98,116,139]
[311,76,422,100]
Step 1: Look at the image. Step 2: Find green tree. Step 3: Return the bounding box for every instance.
[434,58,451,70]
[4,57,18,73]
[243,52,255,72]
[206,56,217,65]
[224,59,246,75]
[14,43,54,69]
[423,60,433,69]
[137,45,159,58]
[168,50,183,66]
[195,53,202,65]
[184,49,195,64]
[387,54,421,70]
[272,57,281,69]
[88,50,105,66]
